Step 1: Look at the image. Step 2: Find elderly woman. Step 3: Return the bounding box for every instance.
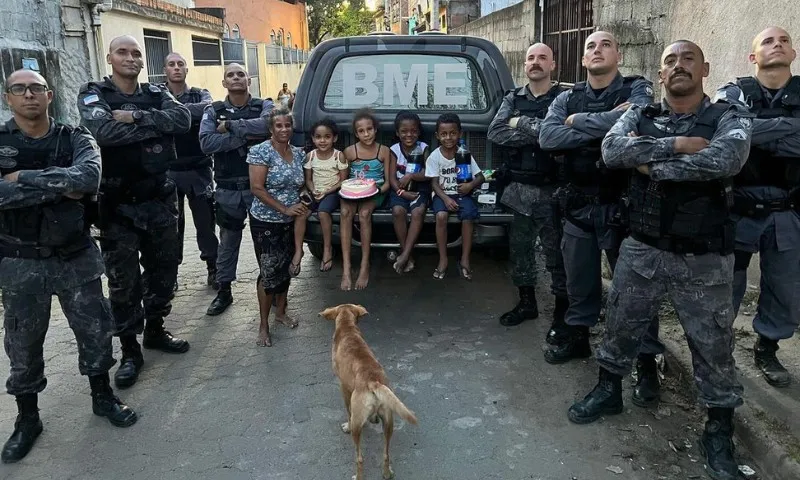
[247,108,309,347]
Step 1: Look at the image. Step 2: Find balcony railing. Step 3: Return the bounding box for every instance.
[265,44,310,64]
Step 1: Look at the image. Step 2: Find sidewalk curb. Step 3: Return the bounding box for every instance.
[660,335,800,480]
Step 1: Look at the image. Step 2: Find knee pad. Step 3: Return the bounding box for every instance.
[215,208,246,231]
[734,250,753,272]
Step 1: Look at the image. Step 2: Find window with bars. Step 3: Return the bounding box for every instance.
[541,0,594,85]
[192,36,222,66]
[143,29,170,85]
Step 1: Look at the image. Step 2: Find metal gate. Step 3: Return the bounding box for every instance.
[246,42,260,98]
[143,29,170,84]
[542,0,594,84]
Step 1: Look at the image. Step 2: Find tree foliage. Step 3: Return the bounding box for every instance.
[307,0,374,46]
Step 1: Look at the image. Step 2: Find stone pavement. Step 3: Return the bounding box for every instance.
[0,213,759,480]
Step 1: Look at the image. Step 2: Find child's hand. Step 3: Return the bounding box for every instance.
[399,174,413,189]
[445,197,459,211]
[457,183,474,196]
[314,190,325,200]
[403,191,420,201]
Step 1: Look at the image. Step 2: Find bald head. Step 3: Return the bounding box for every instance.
[222,63,249,93]
[165,52,186,65]
[164,53,189,84]
[582,31,621,76]
[109,35,141,53]
[750,27,796,70]
[524,43,556,82]
[658,40,708,98]
[662,40,705,63]
[3,69,52,122]
[107,35,143,80]
[6,69,48,88]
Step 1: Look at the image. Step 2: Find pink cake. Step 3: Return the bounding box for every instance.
[340,179,378,199]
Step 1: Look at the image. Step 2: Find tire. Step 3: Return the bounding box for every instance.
[307,242,325,260]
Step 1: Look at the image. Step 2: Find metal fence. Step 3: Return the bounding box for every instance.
[265,44,310,64]
[542,0,594,84]
[144,30,170,84]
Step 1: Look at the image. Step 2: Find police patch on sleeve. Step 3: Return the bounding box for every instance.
[738,117,752,128]
[727,129,748,140]
[645,85,654,96]
[83,94,100,105]
[90,107,110,119]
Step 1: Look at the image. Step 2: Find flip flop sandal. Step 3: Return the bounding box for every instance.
[432,268,446,280]
[289,260,302,277]
[319,258,333,272]
[457,262,473,281]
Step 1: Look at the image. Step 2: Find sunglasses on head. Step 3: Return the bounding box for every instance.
[6,84,49,96]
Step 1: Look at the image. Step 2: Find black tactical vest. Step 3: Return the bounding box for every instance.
[0,124,89,253]
[734,76,800,190]
[564,75,640,200]
[212,99,265,180]
[503,84,565,185]
[172,87,211,171]
[93,81,176,184]
[628,102,734,251]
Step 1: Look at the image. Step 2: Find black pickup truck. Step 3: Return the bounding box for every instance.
[290,33,516,260]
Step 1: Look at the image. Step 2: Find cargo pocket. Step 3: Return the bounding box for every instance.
[686,252,735,286]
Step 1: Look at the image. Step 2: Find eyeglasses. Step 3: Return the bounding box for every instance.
[6,84,49,96]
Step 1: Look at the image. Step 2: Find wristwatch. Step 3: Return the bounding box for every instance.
[131,110,144,122]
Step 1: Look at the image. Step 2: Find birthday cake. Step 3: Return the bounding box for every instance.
[340,179,378,199]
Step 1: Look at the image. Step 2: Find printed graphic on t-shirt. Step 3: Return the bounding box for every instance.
[425,147,481,196]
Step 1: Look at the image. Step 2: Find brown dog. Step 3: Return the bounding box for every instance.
[320,304,418,480]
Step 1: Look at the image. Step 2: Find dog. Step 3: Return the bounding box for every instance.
[319,304,418,480]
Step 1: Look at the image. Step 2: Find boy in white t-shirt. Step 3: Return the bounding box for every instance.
[426,113,485,281]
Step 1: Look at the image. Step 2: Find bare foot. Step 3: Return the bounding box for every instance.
[437,259,448,275]
[355,267,370,290]
[340,270,352,291]
[275,315,298,329]
[393,254,409,274]
[341,422,351,433]
[257,329,272,347]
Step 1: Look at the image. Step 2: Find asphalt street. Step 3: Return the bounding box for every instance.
[0,212,745,480]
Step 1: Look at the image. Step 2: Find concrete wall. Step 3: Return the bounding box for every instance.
[101,10,227,100]
[255,44,305,101]
[0,0,95,124]
[596,0,800,95]
[450,0,536,85]
[195,0,310,49]
[481,0,523,16]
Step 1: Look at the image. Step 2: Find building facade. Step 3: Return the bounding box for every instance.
[194,0,310,50]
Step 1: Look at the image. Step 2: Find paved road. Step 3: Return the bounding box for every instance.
[0,216,739,480]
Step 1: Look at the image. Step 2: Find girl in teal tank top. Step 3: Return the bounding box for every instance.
[339,110,391,291]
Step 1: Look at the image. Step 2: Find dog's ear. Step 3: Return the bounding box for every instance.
[352,304,368,321]
[319,306,340,321]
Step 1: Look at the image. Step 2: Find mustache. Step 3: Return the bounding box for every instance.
[671,69,692,79]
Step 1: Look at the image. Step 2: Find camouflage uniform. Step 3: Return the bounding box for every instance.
[488,86,566,297]
[595,98,751,408]
[169,86,219,269]
[0,119,114,395]
[77,78,191,338]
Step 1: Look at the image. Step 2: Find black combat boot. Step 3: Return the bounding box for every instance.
[114,336,144,389]
[499,287,539,326]
[631,353,661,408]
[206,282,233,316]
[143,327,190,354]
[544,325,592,364]
[545,296,570,345]
[89,373,138,428]
[206,260,219,290]
[699,407,738,480]
[753,335,791,387]
[567,368,624,424]
[1,394,43,464]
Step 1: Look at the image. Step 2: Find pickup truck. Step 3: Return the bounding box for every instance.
[290,33,516,261]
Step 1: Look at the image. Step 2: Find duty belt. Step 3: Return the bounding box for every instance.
[732,196,796,218]
[631,229,734,256]
[0,237,91,260]
[216,179,251,191]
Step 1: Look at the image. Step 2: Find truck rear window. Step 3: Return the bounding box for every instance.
[323,54,488,112]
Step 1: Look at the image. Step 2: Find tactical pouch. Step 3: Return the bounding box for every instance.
[141,138,176,175]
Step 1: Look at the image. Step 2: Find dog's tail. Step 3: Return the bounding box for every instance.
[370,382,418,425]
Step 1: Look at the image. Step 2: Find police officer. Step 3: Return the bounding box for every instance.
[488,43,568,328]
[569,40,750,480]
[0,70,137,464]
[714,26,800,388]
[200,63,272,316]
[78,35,192,389]
[539,32,663,404]
[163,52,220,288]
